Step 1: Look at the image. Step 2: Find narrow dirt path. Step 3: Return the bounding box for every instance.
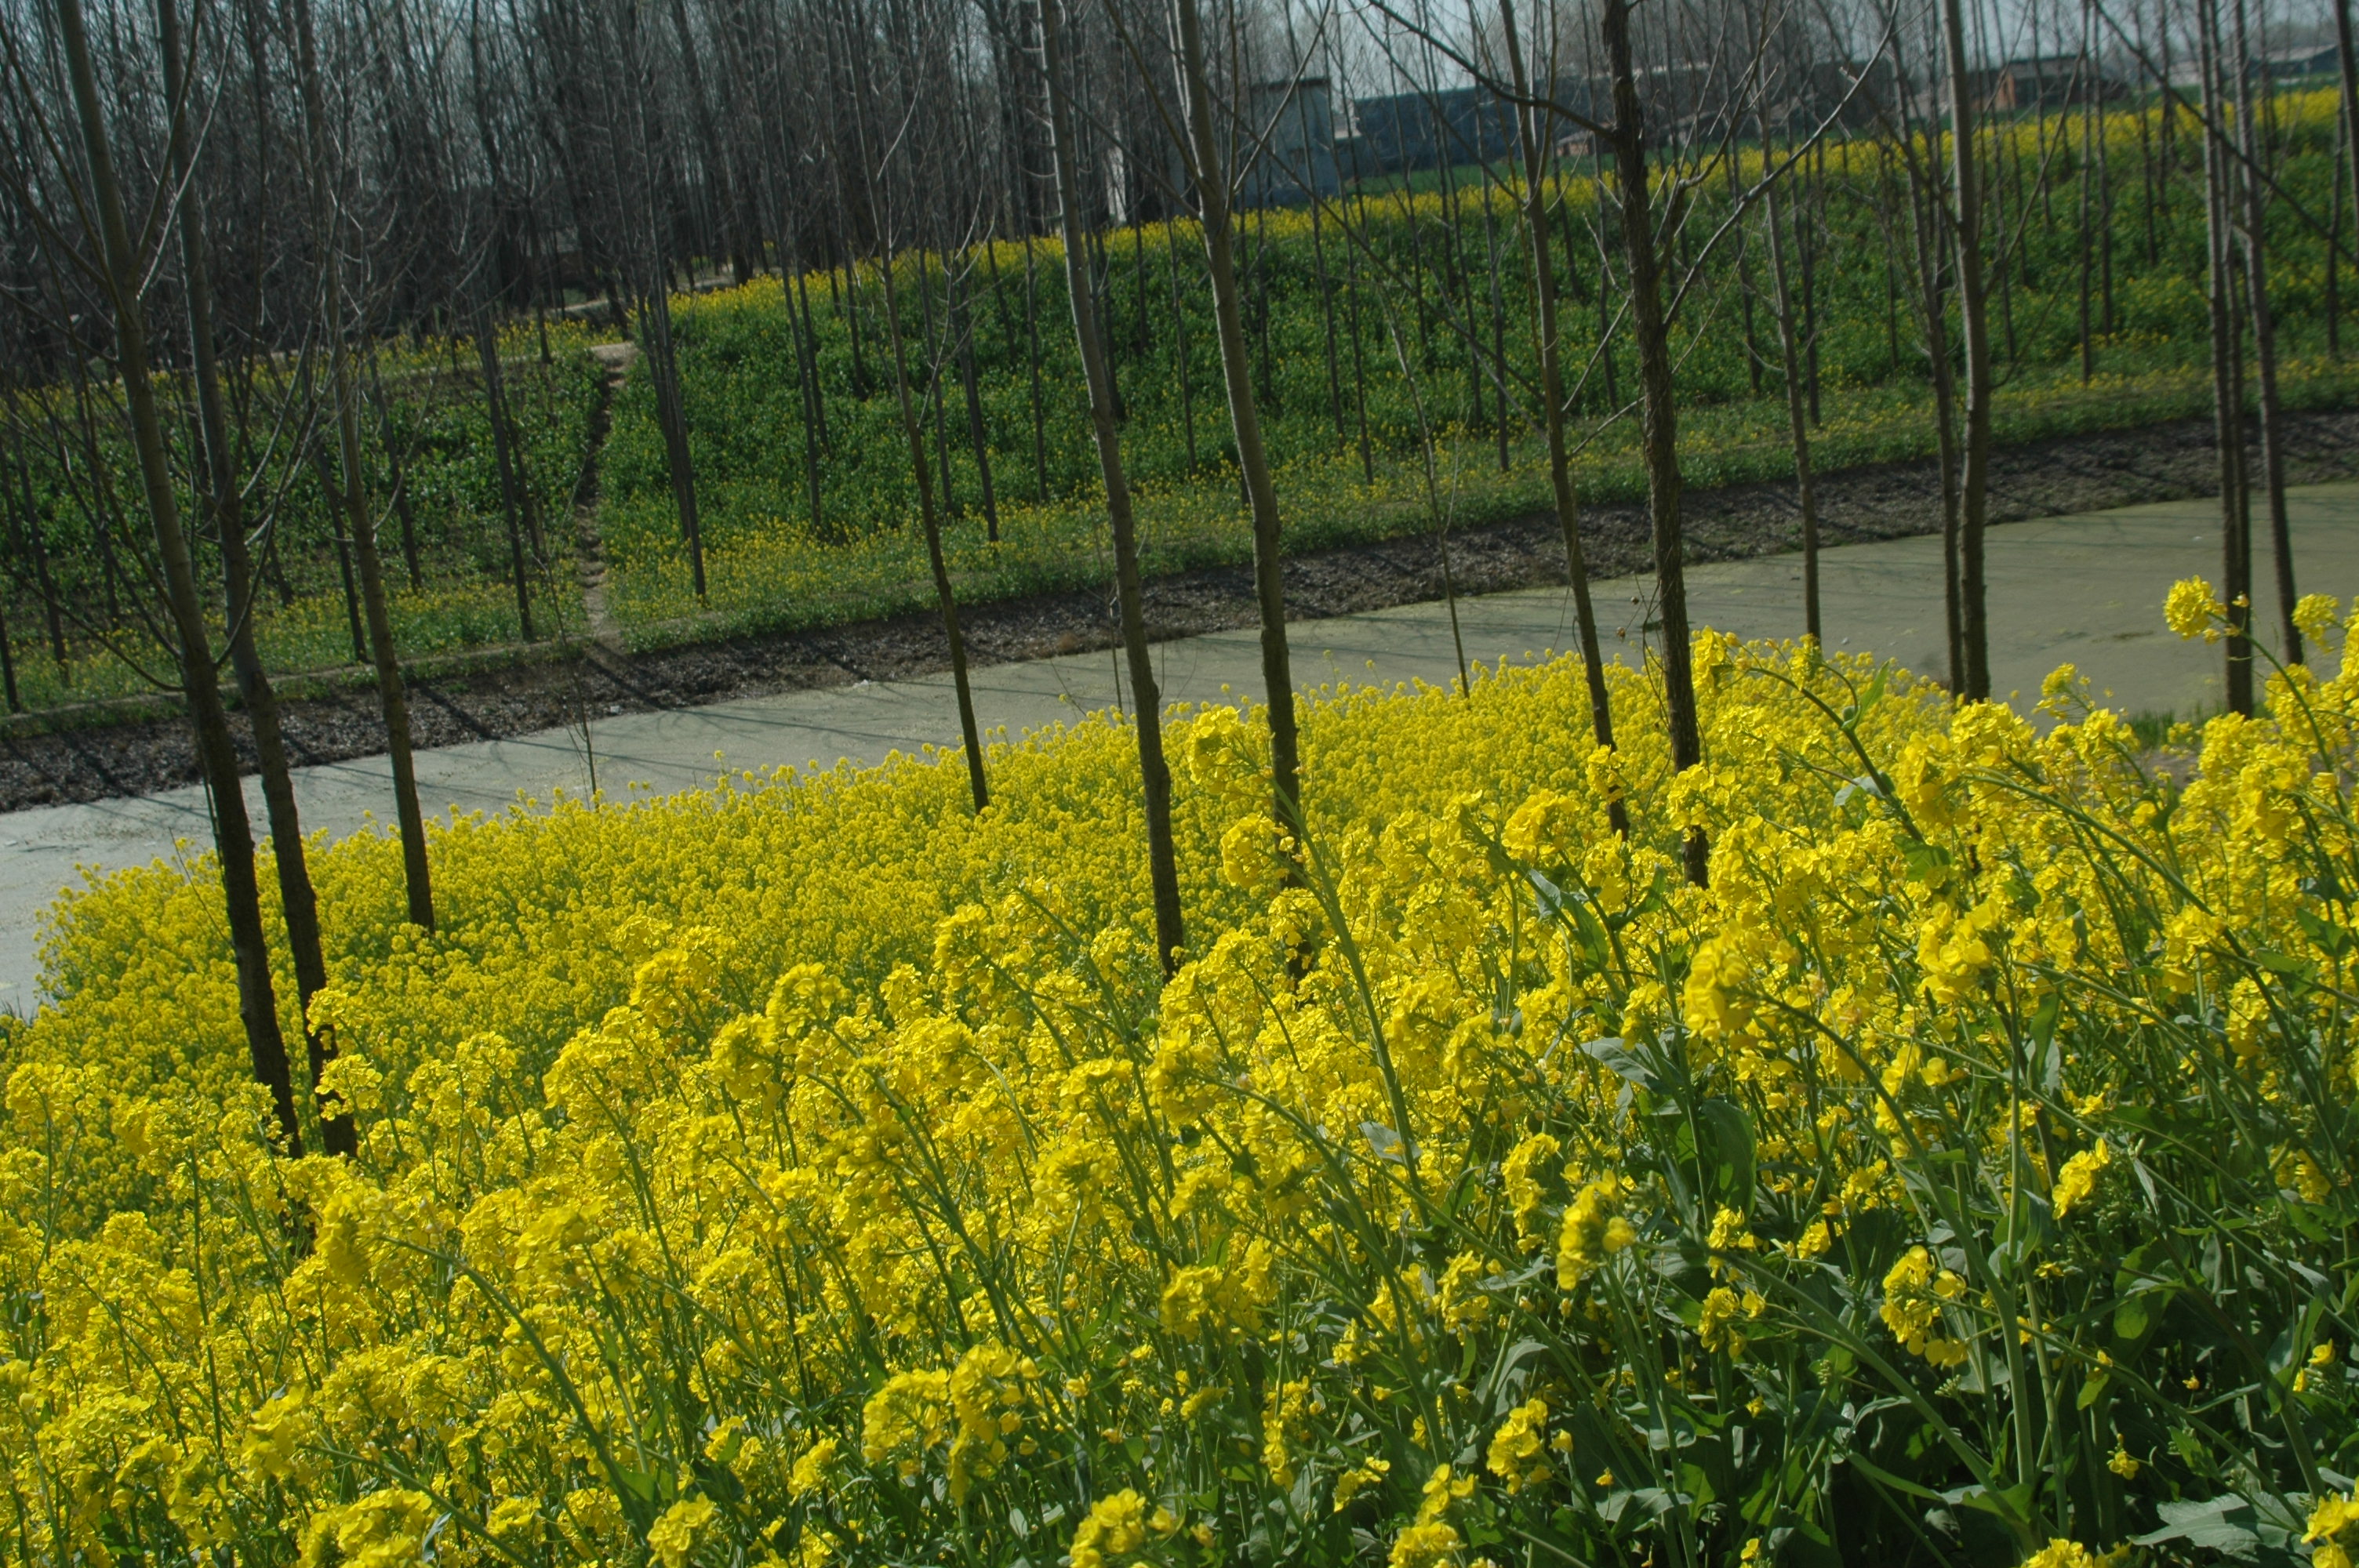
[572,343,638,655]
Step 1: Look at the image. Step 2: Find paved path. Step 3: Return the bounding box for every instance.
[2,482,2351,1008]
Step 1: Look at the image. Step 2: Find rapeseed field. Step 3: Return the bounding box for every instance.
[4,588,2355,1566]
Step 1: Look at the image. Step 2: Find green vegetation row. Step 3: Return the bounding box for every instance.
[1,328,602,711]
[597,93,2356,649]
[7,95,2354,712]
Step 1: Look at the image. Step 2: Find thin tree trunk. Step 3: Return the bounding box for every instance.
[57,0,303,1149]
[1601,0,1706,884]
[1023,230,1049,498]
[1732,147,1766,397]
[1166,214,1201,474]
[1481,190,1512,472]
[159,0,346,1152]
[365,360,423,591]
[1800,144,1823,426]
[2332,102,2348,357]
[2097,46,2116,334]
[878,243,990,811]
[953,267,1001,543]
[641,282,707,597]
[1172,0,1302,840]
[2232,0,2299,665]
[2201,0,2255,714]
[1500,0,1626,838]
[313,448,369,663]
[475,300,537,641]
[2080,7,2098,383]
[1307,184,1345,443]
[789,232,829,535]
[1911,150,1965,693]
[920,254,960,518]
[1939,0,1994,699]
[1764,174,1820,642]
[292,0,434,931]
[0,595,16,713]
[2338,0,2359,298]
[1040,0,1183,973]
[663,0,750,281]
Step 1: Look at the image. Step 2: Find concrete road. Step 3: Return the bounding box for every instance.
[0,482,2349,1008]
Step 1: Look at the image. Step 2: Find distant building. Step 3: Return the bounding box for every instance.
[2259,42,2343,80]
[1337,85,1520,180]
[1969,55,2127,113]
[1239,78,1340,209]
[1768,58,1901,133]
[1330,60,1890,184]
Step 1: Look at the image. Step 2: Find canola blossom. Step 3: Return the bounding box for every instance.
[3,595,2357,1566]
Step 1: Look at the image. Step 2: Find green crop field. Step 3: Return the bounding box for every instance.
[592,93,2358,648]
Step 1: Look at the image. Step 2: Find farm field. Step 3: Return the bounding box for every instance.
[9,98,2359,706]
[589,96,2359,650]
[4,587,2357,1564]
[9,0,2359,1555]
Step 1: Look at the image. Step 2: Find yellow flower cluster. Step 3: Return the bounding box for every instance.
[7,594,2359,1565]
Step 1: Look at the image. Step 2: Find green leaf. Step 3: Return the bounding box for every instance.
[1580,1036,1659,1091]
[1698,1098,1757,1209]
[2132,1496,2260,1559]
[1900,840,1954,885]
[2295,906,2350,957]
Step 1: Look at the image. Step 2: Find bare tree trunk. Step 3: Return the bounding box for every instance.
[1165,215,1202,474]
[640,281,707,597]
[1911,154,1965,692]
[876,245,990,811]
[57,0,303,1150]
[2338,0,2359,295]
[312,445,369,664]
[623,8,708,600]
[364,360,423,591]
[2332,103,2348,357]
[2232,0,2299,666]
[1763,172,1820,642]
[2200,0,2254,713]
[292,0,435,930]
[1040,0,1182,973]
[952,267,1001,543]
[1939,0,1994,700]
[1171,0,1302,840]
[1022,230,1050,499]
[1481,193,1511,473]
[159,0,347,1153]
[1601,0,1706,884]
[475,300,537,641]
[1500,0,1626,838]
[663,0,750,281]
[845,3,990,818]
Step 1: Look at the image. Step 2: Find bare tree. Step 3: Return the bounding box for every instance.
[289,0,436,928]
[1165,0,1306,848]
[1040,0,1184,969]
[159,0,348,1152]
[13,0,306,1148]
[1499,0,1631,840]
[1936,0,1995,701]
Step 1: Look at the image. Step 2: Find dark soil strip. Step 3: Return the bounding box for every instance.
[8,408,2357,814]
